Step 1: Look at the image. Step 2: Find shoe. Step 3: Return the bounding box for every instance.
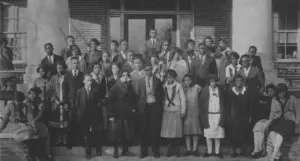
[154,153,160,158]
[175,148,180,157]
[140,153,148,158]
[203,152,212,157]
[215,153,223,159]
[192,150,200,156]
[251,151,262,158]
[113,149,119,158]
[122,151,136,156]
[184,151,191,156]
[231,152,238,158]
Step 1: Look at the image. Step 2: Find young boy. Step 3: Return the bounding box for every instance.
[76,74,106,159]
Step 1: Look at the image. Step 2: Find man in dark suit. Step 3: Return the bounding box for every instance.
[63,56,84,149]
[137,66,164,158]
[114,40,128,66]
[247,46,263,72]
[182,39,196,73]
[76,74,105,159]
[144,29,162,64]
[60,35,75,61]
[191,43,217,87]
[41,43,64,77]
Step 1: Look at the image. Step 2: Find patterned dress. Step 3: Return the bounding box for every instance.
[203,87,225,139]
[183,84,202,135]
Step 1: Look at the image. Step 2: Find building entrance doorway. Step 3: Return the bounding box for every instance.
[124,15,176,53]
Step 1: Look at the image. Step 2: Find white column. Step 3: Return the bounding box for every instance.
[232,0,277,84]
[24,0,69,84]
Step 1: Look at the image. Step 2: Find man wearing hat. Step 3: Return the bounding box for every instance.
[136,65,164,158]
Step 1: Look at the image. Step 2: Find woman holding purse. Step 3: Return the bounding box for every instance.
[0,91,39,161]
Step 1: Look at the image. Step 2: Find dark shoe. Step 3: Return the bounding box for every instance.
[184,151,192,156]
[231,152,238,158]
[122,151,136,156]
[154,152,160,158]
[140,154,148,158]
[96,147,102,156]
[251,151,262,158]
[192,150,200,156]
[203,152,212,157]
[113,149,119,158]
[215,153,223,159]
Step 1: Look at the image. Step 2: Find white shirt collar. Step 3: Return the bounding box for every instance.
[232,86,246,95]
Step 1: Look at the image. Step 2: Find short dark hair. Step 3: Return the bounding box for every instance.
[198,43,207,48]
[56,60,67,69]
[204,36,214,44]
[91,63,101,70]
[183,74,194,86]
[208,74,219,82]
[121,69,131,77]
[44,43,53,49]
[187,39,195,45]
[119,40,127,45]
[233,74,244,83]
[36,64,49,73]
[266,83,276,92]
[89,38,100,47]
[249,46,257,53]
[170,47,182,60]
[133,54,144,63]
[230,52,240,59]
[70,45,82,55]
[111,62,120,69]
[166,69,177,78]
[66,35,74,40]
[150,28,157,32]
[111,40,119,47]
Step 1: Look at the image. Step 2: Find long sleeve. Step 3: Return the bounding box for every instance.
[293,98,300,124]
[269,99,279,122]
[0,104,11,132]
[178,84,187,114]
[107,86,116,118]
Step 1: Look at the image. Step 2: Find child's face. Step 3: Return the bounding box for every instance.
[172,52,180,61]
[84,76,93,87]
[205,39,213,47]
[57,65,64,75]
[267,88,275,97]
[188,43,194,50]
[166,75,175,84]
[248,48,256,57]
[120,41,128,51]
[216,47,222,53]
[121,72,130,82]
[218,41,225,48]
[134,59,143,70]
[231,57,238,65]
[93,65,101,74]
[127,52,134,62]
[71,47,79,56]
[210,80,218,88]
[235,77,244,88]
[110,42,118,51]
[102,52,110,62]
[39,68,46,77]
[90,41,98,50]
[28,91,37,101]
[112,65,119,75]
[184,76,192,87]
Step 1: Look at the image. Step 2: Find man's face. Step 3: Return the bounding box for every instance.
[150,30,157,39]
[67,38,75,46]
[45,44,54,55]
[242,57,250,68]
[198,45,206,55]
[90,41,98,50]
[121,72,130,82]
[57,65,64,74]
[267,88,275,97]
[235,77,244,88]
[84,76,93,87]
[248,48,256,57]
[71,59,80,69]
[102,53,110,62]
[162,41,169,50]
[188,43,195,50]
[110,42,118,51]
[120,41,128,51]
[127,52,134,62]
[93,65,101,74]
[112,65,120,75]
[134,59,143,70]
[231,57,238,65]
[71,46,79,56]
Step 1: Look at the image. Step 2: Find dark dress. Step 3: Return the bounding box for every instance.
[227,87,250,148]
[0,46,14,70]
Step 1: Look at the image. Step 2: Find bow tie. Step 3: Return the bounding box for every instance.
[212,93,218,97]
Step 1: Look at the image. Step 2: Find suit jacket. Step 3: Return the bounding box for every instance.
[250,55,263,72]
[115,52,127,65]
[75,86,105,131]
[107,80,137,120]
[144,39,162,62]
[182,51,195,73]
[199,86,225,129]
[191,54,218,87]
[41,54,64,75]
[63,70,84,106]
[237,66,264,90]
[215,55,228,86]
[136,76,164,115]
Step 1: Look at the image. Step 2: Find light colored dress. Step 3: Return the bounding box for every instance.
[161,82,186,138]
[183,84,202,135]
[204,87,225,139]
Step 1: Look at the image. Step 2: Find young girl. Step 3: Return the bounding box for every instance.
[65,45,87,73]
[168,47,188,83]
[107,63,120,91]
[183,74,202,156]
[161,69,186,157]
[227,74,250,157]
[200,75,225,158]
[48,61,69,146]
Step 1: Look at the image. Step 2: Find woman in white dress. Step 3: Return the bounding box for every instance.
[199,75,225,159]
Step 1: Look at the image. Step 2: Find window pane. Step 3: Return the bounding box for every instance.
[125,0,175,10]
[286,12,298,30]
[277,12,285,30]
[278,33,286,43]
[109,17,121,42]
[180,14,193,48]
[17,19,27,32]
[110,0,121,10]
[2,19,17,32]
[286,46,297,59]
[287,33,297,43]
[180,0,191,11]
[4,33,27,60]
[2,5,15,18]
[17,7,26,18]
[155,18,176,47]
[128,19,146,53]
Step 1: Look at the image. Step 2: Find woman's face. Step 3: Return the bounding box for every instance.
[112,65,119,75]
[110,42,118,51]
[210,80,218,88]
[167,75,175,84]
[172,52,180,61]
[93,65,101,74]
[57,65,64,75]
[205,38,213,47]
[120,41,128,51]
[102,52,110,62]
[278,92,286,98]
[134,59,143,70]
[39,68,46,77]
[121,72,130,82]
[231,57,238,65]
[218,41,225,48]
[71,47,79,56]
[162,41,169,50]
[235,77,244,88]
[184,76,192,87]
[241,57,250,68]
[28,91,37,101]
[216,47,222,53]
[90,41,98,50]
[267,88,275,97]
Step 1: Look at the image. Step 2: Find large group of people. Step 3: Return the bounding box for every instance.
[0,29,299,161]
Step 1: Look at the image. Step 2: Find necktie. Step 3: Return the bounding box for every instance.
[152,39,155,46]
[48,56,53,64]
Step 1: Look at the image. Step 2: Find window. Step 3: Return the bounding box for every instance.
[109,16,121,42]
[1,3,27,61]
[179,0,191,11]
[273,1,298,60]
